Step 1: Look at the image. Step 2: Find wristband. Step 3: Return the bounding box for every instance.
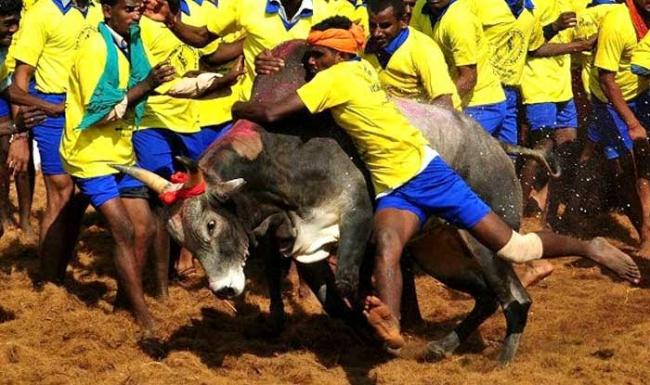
[9,131,28,143]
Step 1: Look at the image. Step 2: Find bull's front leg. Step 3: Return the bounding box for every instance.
[335,194,374,299]
[245,237,288,338]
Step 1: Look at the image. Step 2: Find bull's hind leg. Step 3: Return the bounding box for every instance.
[419,291,498,362]
[458,230,532,364]
[409,227,500,361]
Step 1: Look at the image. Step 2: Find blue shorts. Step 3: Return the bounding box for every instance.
[0,98,10,118]
[525,99,578,131]
[75,172,146,209]
[198,121,233,152]
[465,100,507,137]
[29,82,66,175]
[587,93,650,160]
[376,156,491,229]
[132,128,204,179]
[500,86,520,145]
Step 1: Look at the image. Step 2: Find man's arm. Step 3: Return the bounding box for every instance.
[455,65,477,101]
[599,69,646,140]
[530,36,596,58]
[9,62,64,116]
[201,39,245,69]
[232,93,307,123]
[431,94,454,109]
[163,2,224,48]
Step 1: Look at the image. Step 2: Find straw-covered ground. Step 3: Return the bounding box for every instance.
[1,174,649,385]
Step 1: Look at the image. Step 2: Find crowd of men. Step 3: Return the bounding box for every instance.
[0,0,646,352]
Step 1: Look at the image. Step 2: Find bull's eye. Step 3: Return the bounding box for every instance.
[207,220,217,236]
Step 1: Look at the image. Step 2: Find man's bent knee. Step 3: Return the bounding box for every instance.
[497,231,543,263]
[375,229,404,267]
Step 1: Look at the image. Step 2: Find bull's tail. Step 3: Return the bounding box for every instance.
[500,142,562,178]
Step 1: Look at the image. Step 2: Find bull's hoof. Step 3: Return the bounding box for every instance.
[416,332,461,363]
[416,341,450,362]
[244,313,286,339]
[335,275,358,299]
[497,333,522,366]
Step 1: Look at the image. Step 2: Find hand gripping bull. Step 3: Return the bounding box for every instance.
[115,40,627,364]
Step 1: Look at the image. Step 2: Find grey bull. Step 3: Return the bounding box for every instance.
[116,40,616,363]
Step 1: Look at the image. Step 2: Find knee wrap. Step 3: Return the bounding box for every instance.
[497,231,543,263]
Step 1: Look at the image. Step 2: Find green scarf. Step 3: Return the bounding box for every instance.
[128,22,152,126]
[78,22,152,130]
[78,22,127,130]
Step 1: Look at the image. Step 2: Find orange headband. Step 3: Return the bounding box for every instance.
[627,0,649,40]
[306,24,366,54]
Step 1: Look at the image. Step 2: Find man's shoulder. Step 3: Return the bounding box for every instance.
[600,4,634,38]
[76,31,107,60]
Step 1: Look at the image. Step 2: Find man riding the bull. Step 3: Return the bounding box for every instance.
[231,15,641,352]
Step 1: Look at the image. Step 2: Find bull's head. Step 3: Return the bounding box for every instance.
[113,162,250,299]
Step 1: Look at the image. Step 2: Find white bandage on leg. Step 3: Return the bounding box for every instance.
[496,231,543,263]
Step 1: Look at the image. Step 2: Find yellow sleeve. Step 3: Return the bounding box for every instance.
[12,6,47,67]
[528,16,546,51]
[206,0,239,37]
[632,35,650,75]
[296,67,348,113]
[413,38,455,100]
[443,14,478,67]
[594,11,624,72]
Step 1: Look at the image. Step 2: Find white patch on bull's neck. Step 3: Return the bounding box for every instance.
[208,267,246,296]
[288,208,340,264]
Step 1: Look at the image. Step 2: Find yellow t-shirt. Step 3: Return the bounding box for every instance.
[12,0,102,93]
[573,3,622,95]
[341,0,369,33]
[296,59,431,195]
[590,5,649,102]
[363,27,461,109]
[206,0,334,101]
[60,31,135,178]
[473,0,546,87]
[138,16,200,133]
[410,0,505,107]
[632,32,650,76]
[520,0,573,104]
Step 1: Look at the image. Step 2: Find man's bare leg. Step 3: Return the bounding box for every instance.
[0,134,13,229]
[634,176,650,256]
[39,174,76,282]
[15,145,34,236]
[366,208,420,350]
[472,212,641,283]
[123,198,155,287]
[99,198,154,331]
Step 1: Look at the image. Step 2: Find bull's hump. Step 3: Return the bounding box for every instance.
[201,120,264,165]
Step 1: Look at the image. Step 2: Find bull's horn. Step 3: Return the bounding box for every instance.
[175,155,204,188]
[209,178,247,202]
[500,143,562,178]
[110,164,172,193]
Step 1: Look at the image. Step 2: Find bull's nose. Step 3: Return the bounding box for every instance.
[214,286,237,299]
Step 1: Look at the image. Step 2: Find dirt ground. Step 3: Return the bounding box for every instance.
[0,174,649,385]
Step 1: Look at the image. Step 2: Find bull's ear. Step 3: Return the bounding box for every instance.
[167,213,185,244]
[209,178,246,202]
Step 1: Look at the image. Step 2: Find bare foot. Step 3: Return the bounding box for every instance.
[363,296,405,350]
[520,260,554,288]
[587,237,641,284]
